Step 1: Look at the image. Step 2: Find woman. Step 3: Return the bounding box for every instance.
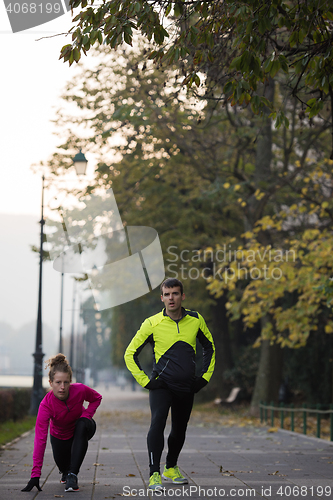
[22,354,102,492]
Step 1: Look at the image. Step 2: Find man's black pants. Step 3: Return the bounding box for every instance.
[50,417,96,476]
[147,387,194,475]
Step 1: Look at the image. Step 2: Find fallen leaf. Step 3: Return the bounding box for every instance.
[93,463,104,466]
[54,496,64,498]
[126,474,136,477]
[268,427,278,433]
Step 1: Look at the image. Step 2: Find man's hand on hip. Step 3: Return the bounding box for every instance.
[145,379,167,390]
[191,376,208,393]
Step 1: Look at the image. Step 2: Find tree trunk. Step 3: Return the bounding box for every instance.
[250,338,283,415]
[246,77,275,229]
[246,78,285,413]
[208,294,234,398]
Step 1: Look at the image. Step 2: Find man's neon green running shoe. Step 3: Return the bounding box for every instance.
[148,472,163,490]
[162,465,188,484]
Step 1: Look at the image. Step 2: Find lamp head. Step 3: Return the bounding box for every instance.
[73,149,87,175]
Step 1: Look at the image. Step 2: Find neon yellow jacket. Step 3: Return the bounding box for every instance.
[124,308,215,392]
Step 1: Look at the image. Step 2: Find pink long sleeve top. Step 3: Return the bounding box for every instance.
[31,383,102,477]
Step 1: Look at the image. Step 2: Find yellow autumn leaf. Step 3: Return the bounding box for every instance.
[242,231,253,239]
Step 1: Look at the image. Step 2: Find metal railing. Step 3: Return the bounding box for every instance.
[259,401,333,441]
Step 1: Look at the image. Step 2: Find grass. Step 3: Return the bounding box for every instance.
[192,402,333,441]
[264,413,333,441]
[0,416,36,447]
[192,402,259,428]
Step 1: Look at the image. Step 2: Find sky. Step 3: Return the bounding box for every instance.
[0,5,78,215]
[0,5,95,337]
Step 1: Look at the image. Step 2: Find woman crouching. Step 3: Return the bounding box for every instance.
[22,353,102,493]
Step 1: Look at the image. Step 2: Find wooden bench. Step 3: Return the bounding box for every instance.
[214,387,241,406]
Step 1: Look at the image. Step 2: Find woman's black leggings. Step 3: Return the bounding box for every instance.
[50,417,96,476]
[147,387,194,475]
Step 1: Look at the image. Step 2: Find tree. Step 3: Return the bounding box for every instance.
[47,44,249,396]
[48,38,333,404]
[61,0,333,141]
[207,154,333,406]
[81,296,113,384]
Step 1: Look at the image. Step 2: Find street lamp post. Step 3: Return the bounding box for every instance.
[76,291,83,383]
[59,254,64,353]
[69,278,76,373]
[29,176,46,415]
[69,149,87,376]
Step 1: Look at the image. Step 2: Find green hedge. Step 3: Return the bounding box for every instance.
[0,388,32,422]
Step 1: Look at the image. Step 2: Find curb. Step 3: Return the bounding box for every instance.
[276,427,333,446]
[0,429,33,450]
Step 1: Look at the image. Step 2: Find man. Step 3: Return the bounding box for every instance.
[124,278,215,490]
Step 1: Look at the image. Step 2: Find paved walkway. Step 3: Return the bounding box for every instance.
[1,385,333,500]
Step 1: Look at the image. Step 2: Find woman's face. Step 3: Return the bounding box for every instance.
[49,371,71,400]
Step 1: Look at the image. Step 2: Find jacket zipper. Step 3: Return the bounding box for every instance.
[169,317,181,333]
[166,309,186,333]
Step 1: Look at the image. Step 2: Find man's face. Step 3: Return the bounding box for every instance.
[161,286,185,315]
[49,371,71,401]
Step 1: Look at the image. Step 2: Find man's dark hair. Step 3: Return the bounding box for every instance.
[160,278,184,295]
